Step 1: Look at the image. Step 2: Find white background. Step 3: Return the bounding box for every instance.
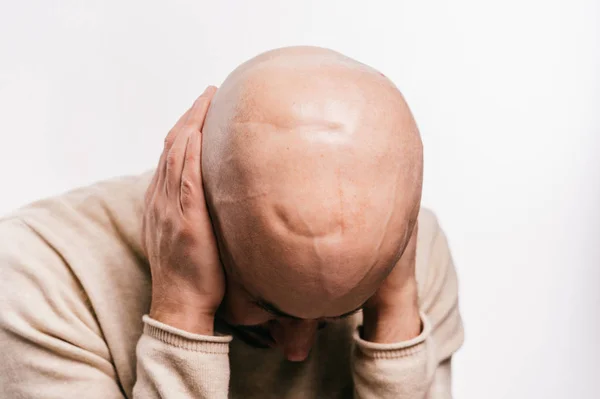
[1,1,599,397]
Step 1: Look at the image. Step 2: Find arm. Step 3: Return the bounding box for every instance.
[0,220,232,399]
[133,316,231,398]
[136,85,231,397]
[351,212,464,398]
[0,219,127,399]
[0,88,232,398]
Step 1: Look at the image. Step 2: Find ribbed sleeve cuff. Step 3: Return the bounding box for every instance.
[353,312,432,359]
[142,315,232,353]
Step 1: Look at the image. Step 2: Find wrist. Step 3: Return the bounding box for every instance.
[150,294,216,335]
[362,290,421,343]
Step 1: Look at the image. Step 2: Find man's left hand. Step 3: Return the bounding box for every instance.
[362,222,422,343]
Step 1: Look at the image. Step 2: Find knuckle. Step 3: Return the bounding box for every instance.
[180,178,195,198]
[185,150,198,164]
[164,134,174,149]
[177,225,196,244]
[180,195,193,211]
[165,151,178,168]
[161,212,175,231]
[181,127,196,137]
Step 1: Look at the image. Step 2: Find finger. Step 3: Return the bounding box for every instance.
[183,86,217,132]
[155,107,192,194]
[141,211,148,256]
[178,86,215,208]
[158,86,216,193]
[145,149,166,202]
[165,124,193,198]
[164,107,193,152]
[179,130,202,212]
[145,170,158,206]
[180,130,216,247]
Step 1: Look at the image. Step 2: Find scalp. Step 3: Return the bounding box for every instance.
[201,46,423,316]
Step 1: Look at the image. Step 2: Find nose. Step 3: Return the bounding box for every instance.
[270,319,318,362]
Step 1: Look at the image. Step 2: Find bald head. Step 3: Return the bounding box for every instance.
[202,46,422,319]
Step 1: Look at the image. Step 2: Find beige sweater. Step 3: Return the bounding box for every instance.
[0,172,464,398]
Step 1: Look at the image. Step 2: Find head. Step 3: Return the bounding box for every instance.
[201,46,423,361]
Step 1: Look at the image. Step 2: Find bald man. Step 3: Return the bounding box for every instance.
[0,47,463,398]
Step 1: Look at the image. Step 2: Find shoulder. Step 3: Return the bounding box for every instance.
[0,170,153,345]
[0,171,154,328]
[0,216,70,283]
[0,216,94,319]
[0,178,152,393]
[0,216,107,359]
[3,171,153,259]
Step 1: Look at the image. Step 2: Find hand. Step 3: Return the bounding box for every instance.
[362,222,421,343]
[142,86,223,335]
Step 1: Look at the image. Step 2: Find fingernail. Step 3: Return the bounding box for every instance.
[204,85,217,96]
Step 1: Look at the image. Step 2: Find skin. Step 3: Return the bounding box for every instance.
[144,47,424,362]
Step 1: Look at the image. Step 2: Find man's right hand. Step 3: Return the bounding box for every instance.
[142,86,224,335]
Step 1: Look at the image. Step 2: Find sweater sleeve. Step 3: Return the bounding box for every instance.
[133,316,232,398]
[0,218,232,399]
[351,213,464,399]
